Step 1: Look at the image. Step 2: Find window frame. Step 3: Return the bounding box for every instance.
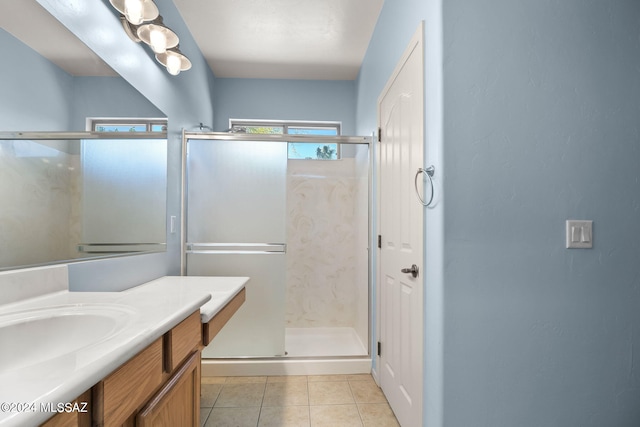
[88,118,167,133]
[228,119,342,160]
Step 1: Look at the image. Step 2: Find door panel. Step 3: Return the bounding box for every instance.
[186,138,287,358]
[189,253,286,357]
[377,24,424,427]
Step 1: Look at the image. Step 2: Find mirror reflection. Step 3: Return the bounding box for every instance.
[0,136,167,270]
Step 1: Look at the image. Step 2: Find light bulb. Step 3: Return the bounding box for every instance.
[124,0,144,25]
[149,28,167,54]
[166,54,181,75]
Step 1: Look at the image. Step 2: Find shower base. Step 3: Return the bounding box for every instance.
[201,327,371,377]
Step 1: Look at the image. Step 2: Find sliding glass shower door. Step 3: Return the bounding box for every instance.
[185,138,287,358]
[184,132,371,361]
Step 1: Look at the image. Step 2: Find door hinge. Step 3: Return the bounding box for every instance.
[378,235,382,249]
[377,341,382,357]
[377,128,382,142]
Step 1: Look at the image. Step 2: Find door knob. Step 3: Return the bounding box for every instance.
[401,264,419,278]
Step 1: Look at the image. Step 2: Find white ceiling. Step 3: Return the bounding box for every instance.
[0,0,118,77]
[0,0,384,80]
[172,0,384,80]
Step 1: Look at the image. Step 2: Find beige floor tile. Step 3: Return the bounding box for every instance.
[358,403,400,427]
[200,407,212,427]
[214,383,266,407]
[205,407,261,427]
[308,381,354,405]
[262,381,309,407]
[226,376,268,383]
[267,375,308,383]
[202,376,227,384]
[201,383,223,407]
[310,405,363,427]
[258,406,311,427]
[349,380,387,404]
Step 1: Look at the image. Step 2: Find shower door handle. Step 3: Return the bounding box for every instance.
[401,264,419,278]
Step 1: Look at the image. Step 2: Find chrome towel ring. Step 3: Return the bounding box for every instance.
[414,166,435,207]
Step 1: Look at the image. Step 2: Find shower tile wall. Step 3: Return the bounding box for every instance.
[285,155,369,342]
[0,140,81,268]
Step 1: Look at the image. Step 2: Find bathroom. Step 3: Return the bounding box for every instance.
[4,0,640,426]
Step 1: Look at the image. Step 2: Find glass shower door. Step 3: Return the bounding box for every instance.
[185,138,287,357]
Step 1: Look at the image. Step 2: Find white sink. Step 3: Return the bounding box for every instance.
[0,304,137,373]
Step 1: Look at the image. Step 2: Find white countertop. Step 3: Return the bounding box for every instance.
[128,276,249,323]
[0,275,248,427]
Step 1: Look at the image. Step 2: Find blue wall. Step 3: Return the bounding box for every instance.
[213,78,356,134]
[358,0,640,426]
[442,1,640,426]
[71,76,165,129]
[0,29,74,130]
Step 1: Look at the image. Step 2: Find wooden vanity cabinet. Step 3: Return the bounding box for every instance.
[40,289,246,427]
[136,351,200,426]
[92,310,202,427]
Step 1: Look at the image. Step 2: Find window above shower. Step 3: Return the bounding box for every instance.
[89,118,167,133]
[229,120,341,160]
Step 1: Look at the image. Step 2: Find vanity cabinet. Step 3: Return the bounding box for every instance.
[41,311,202,427]
[93,311,202,427]
[38,285,246,427]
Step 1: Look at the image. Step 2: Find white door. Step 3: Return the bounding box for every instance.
[377,24,424,427]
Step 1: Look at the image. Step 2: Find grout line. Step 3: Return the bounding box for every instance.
[255,379,267,427]
[348,380,366,426]
[306,375,312,425]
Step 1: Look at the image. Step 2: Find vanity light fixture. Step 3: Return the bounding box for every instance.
[136,16,179,54]
[156,46,192,76]
[110,2,191,76]
[120,16,141,42]
[109,0,159,25]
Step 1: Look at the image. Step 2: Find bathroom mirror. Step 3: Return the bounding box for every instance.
[0,2,169,270]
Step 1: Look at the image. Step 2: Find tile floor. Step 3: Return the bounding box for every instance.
[200,374,400,427]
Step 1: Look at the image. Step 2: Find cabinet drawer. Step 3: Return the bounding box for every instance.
[137,351,201,427]
[93,338,163,426]
[164,310,201,372]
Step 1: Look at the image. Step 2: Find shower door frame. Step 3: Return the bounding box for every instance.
[180,131,374,360]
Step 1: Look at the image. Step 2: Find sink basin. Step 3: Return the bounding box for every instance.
[0,304,137,373]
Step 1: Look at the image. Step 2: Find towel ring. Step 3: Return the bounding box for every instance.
[414,166,435,207]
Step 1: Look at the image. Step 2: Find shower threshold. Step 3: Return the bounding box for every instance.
[201,327,370,376]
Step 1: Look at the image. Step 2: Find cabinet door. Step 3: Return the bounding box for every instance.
[136,351,201,427]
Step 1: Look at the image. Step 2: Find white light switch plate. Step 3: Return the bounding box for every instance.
[566,220,593,249]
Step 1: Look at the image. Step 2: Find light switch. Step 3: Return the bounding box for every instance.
[566,220,593,249]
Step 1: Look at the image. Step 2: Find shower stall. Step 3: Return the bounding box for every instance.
[181,132,371,375]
